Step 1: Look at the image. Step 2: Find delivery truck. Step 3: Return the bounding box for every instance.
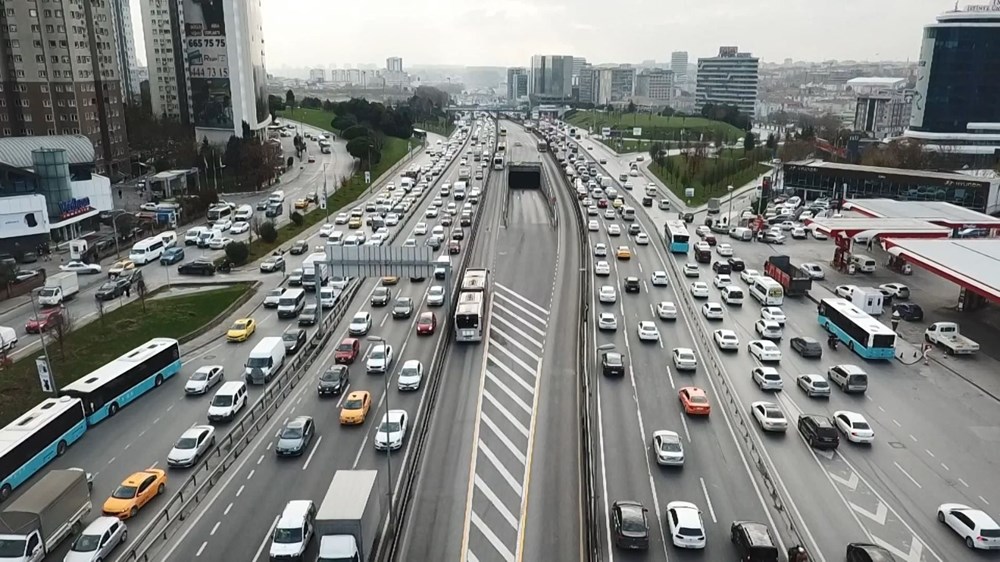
[0,469,91,562]
[244,336,286,384]
[301,252,330,291]
[316,470,382,562]
[763,255,812,296]
[924,322,980,355]
[36,272,79,307]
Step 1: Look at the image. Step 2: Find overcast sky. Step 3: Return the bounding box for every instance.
[132,0,956,69]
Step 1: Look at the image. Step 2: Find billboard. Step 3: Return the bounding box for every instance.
[185,0,233,130]
[909,33,935,129]
[0,195,49,237]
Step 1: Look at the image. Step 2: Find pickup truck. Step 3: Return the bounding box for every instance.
[924,322,979,355]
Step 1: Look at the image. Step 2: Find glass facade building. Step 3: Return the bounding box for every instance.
[529,55,574,103]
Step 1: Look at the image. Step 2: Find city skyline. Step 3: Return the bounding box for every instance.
[130,0,953,69]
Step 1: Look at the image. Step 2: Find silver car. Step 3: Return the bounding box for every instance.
[184,365,224,395]
[64,516,127,562]
[652,430,685,466]
[167,425,216,467]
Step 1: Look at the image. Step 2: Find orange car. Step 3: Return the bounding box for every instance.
[102,469,167,519]
[678,387,711,416]
[339,390,372,425]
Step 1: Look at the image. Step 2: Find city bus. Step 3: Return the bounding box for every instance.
[493,154,505,170]
[664,221,690,253]
[62,338,183,425]
[0,397,88,501]
[455,269,490,342]
[817,298,896,360]
[537,141,548,152]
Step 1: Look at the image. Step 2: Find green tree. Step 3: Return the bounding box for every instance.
[743,132,756,153]
[225,241,250,265]
[285,90,296,111]
[259,221,278,243]
[331,114,358,131]
[765,133,777,150]
[341,125,372,140]
[290,211,304,227]
[346,137,376,165]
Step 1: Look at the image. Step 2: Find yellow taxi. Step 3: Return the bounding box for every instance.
[612,198,625,209]
[616,246,632,260]
[226,317,256,342]
[339,391,372,425]
[381,276,399,286]
[348,217,363,230]
[294,198,309,209]
[102,469,167,519]
[108,259,136,277]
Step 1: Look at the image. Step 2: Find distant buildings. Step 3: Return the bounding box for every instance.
[386,57,403,72]
[572,57,587,84]
[529,55,574,103]
[593,65,636,105]
[635,69,674,106]
[141,0,189,123]
[695,46,759,117]
[848,77,912,139]
[671,51,689,83]
[308,68,326,83]
[110,0,141,101]
[577,64,595,104]
[506,67,528,101]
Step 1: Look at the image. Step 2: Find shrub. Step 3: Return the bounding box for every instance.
[259,221,278,243]
[225,241,250,265]
[290,211,304,227]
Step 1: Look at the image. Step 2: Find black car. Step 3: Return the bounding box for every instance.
[610,500,649,550]
[727,257,746,272]
[602,352,625,377]
[282,328,307,354]
[95,278,130,301]
[160,247,185,265]
[317,365,349,396]
[790,336,823,358]
[846,542,896,562]
[798,414,840,450]
[392,297,414,319]
[641,196,653,207]
[298,304,318,326]
[623,277,640,293]
[371,287,392,307]
[289,239,309,255]
[682,212,694,223]
[712,261,732,274]
[178,260,215,276]
[426,236,443,250]
[460,214,473,227]
[730,521,779,561]
[892,302,923,321]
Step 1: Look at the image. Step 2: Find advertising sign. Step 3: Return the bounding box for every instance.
[36,358,54,393]
[909,34,935,129]
[185,0,233,129]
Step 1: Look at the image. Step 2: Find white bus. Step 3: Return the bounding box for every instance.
[750,277,784,306]
[207,204,232,222]
[128,236,165,264]
[455,269,490,343]
[493,154,504,170]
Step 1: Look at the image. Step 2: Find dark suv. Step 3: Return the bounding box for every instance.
[624,277,640,293]
[798,414,840,450]
[712,261,732,274]
[727,257,746,272]
[602,352,625,377]
[730,521,779,561]
[846,543,896,562]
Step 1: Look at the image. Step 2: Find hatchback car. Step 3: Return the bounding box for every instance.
[800,262,825,279]
[650,271,669,286]
[599,285,617,303]
[623,277,640,293]
[602,352,625,377]
[683,263,699,277]
[748,340,782,362]
[760,307,786,324]
[392,297,414,319]
[797,374,831,398]
[740,268,761,284]
[790,336,823,358]
[893,302,923,321]
[65,516,127,562]
[610,501,649,550]
[282,328,308,355]
[416,312,437,335]
[348,312,372,336]
[594,243,608,257]
[751,401,788,432]
[701,302,724,319]
[427,285,446,306]
[167,425,216,468]
[754,319,783,340]
[937,503,1000,550]
[365,343,394,374]
[594,261,611,276]
[397,360,424,391]
[879,283,910,300]
[371,287,392,307]
[752,366,784,390]
[317,366,349,396]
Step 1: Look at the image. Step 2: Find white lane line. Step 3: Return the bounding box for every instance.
[468,550,480,562]
[485,371,533,415]
[224,502,233,516]
[666,366,675,390]
[878,406,885,412]
[474,475,519,529]
[246,469,255,480]
[941,463,950,471]
[494,282,550,315]
[478,440,524,496]
[251,515,280,562]
[196,542,207,557]
[303,435,323,470]
[487,356,535,395]
[469,511,516,562]
[481,390,530,438]
[124,442,132,450]
[210,521,220,536]
[491,309,546,343]
[979,495,990,505]
[480,413,527,465]
[148,462,158,470]
[490,324,542,360]
[489,344,537,381]
[909,434,918,443]
[679,411,691,442]
[892,419,901,427]
[166,403,174,412]
[925,449,935,458]
[893,462,922,489]
[958,478,969,488]
[107,456,116,465]
[492,292,549,326]
[236,485,245,497]
[700,477,718,523]
[380,313,388,327]
[257,454,264,465]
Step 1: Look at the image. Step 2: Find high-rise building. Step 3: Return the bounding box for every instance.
[593,65,636,105]
[309,68,326,82]
[0,0,130,176]
[572,56,587,84]
[110,0,140,101]
[695,46,759,117]
[848,77,912,140]
[671,51,688,81]
[141,0,191,123]
[386,57,403,72]
[529,55,573,103]
[506,67,528,100]
[905,1,1000,156]
[636,69,674,103]
[577,63,596,104]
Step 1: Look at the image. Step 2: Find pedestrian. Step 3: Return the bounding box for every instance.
[125,284,131,298]
[891,310,901,333]
[867,239,874,252]
[118,188,123,199]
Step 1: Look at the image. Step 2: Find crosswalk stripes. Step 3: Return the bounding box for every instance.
[464,283,550,562]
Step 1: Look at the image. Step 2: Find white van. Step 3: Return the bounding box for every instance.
[234,204,254,222]
[750,277,784,306]
[269,190,285,204]
[730,227,753,241]
[185,227,207,246]
[319,286,337,309]
[158,230,178,248]
[269,500,316,560]
[207,381,247,422]
[851,254,877,273]
[278,288,307,319]
[621,206,636,222]
[721,285,745,306]
[129,236,165,265]
[245,336,286,384]
[0,326,17,352]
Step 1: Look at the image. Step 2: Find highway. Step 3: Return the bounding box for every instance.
[28,126,452,560]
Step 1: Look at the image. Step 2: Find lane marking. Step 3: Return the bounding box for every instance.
[250,515,280,562]
[256,454,264,465]
[485,370,533,415]
[210,521,220,536]
[492,292,549,326]
[700,477,718,523]
[302,435,323,470]
[978,495,990,505]
[679,411,691,442]
[958,478,969,488]
[489,343,537,380]
[196,542,207,557]
[474,474,519,529]
[494,282,550,315]
[491,309,546,343]
[925,449,935,458]
[490,323,543,359]
[236,485,244,497]
[482,390,530,438]
[487,358,535,395]
[941,463,950,471]
[478,440,525,496]
[224,502,233,516]
[470,511,516,562]
[246,469,254,480]
[893,462,922,489]
[480,412,527,465]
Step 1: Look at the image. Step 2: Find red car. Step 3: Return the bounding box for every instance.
[678,387,711,416]
[25,308,62,334]
[334,338,360,364]
[703,235,717,246]
[448,241,461,255]
[597,198,609,208]
[416,312,437,335]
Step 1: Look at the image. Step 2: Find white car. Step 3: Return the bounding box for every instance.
[702,302,724,319]
[425,208,439,218]
[716,243,733,257]
[599,285,617,303]
[184,365,224,395]
[60,261,101,274]
[607,224,621,237]
[690,282,710,298]
[656,301,677,320]
[212,219,232,232]
[385,213,400,226]
[879,283,910,299]
[752,366,784,390]
[373,409,408,451]
[696,225,711,237]
[937,503,1000,550]
[652,431,685,466]
[414,222,428,235]
[754,319,783,340]
[588,220,600,232]
[835,284,858,298]
[740,269,761,284]
[598,312,618,331]
[319,223,336,237]
[594,243,607,257]
[760,307,786,324]
[665,501,705,549]
[651,271,669,286]
[427,286,446,306]
[751,401,788,432]
[683,263,700,277]
[603,209,616,220]
[713,274,732,288]
[167,425,216,467]
[594,260,611,276]
[365,343,394,373]
[713,329,739,350]
[334,213,349,225]
[800,262,825,279]
[811,229,829,240]
[230,221,250,235]
[797,374,831,398]
[672,348,697,371]
[208,236,232,250]
[635,233,649,245]
[402,238,416,248]
[349,312,372,335]
[637,321,659,341]
[397,360,424,391]
[833,411,875,443]
[587,206,599,216]
[748,340,782,362]
[790,226,807,239]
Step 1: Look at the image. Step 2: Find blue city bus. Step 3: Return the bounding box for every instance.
[0,397,88,501]
[62,338,183,425]
[664,221,690,253]
[817,298,896,360]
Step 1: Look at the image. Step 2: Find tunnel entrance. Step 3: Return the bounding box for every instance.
[508,162,541,189]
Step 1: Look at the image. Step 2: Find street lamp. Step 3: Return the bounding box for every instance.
[29,288,58,396]
[727,185,734,226]
[111,212,131,258]
[366,335,395,531]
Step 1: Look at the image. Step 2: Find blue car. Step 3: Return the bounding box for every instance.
[160,247,185,265]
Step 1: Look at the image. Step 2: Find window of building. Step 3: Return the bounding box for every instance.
[42,99,51,107]
[50,55,58,63]
[35,54,45,63]
[40,84,48,93]
[37,70,47,78]
[45,114,53,122]
[15,70,24,78]
[2,129,11,136]
[23,114,32,122]
[56,25,65,33]
[29,8,38,16]
[54,9,62,16]
[43,9,51,17]
[46,25,54,33]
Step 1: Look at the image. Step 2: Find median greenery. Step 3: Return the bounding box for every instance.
[646,143,771,207]
[0,283,252,426]
[566,110,745,144]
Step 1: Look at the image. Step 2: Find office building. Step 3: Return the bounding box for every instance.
[671,51,688,81]
[695,46,759,116]
[572,56,587,84]
[308,68,326,82]
[848,77,912,140]
[141,0,190,123]
[110,0,140,101]
[386,57,403,72]
[529,55,573,103]
[904,1,1000,156]
[0,0,130,177]
[577,63,595,104]
[593,65,636,105]
[506,67,528,101]
[635,69,674,103]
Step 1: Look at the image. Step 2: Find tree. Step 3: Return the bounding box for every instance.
[346,137,376,164]
[285,90,296,111]
[627,101,637,114]
[290,211,304,227]
[743,132,756,153]
[341,125,372,140]
[765,133,777,150]
[49,307,73,359]
[259,221,278,243]
[225,241,250,265]
[648,142,663,162]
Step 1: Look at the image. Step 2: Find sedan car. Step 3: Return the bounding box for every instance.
[598,312,618,331]
[416,312,437,335]
[835,284,857,299]
[317,365,349,396]
[602,352,625,377]
[225,317,256,342]
[740,268,761,284]
[397,360,424,391]
[665,501,706,549]
[282,328,308,355]
[716,243,733,257]
[652,430,684,466]
[275,416,315,456]
[616,246,631,260]
[298,304,318,326]
[339,391,372,425]
[650,271,669,286]
[690,282,710,298]
[713,329,740,350]
[184,365,224,395]
[102,469,167,519]
[599,285,617,303]
[635,233,649,245]
[427,285,446,306]
[371,287,392,307]
[683,263,700,277]
[108,259,136,278]
[790,336,823,358]
[748,340,782,362]
[713,274,733,288]
[365,343,394,373]
[588,219,600,232]
[754,319,783,340]
[833,411,875,444]
[259,255,285,273]
[672,348,697,371]
[937,503,1000,550]
[752,366,784,390]
[60,261,102,274]
[348,312,372,336]
[656,301,677,320]
[678,387,711,415]
[797,374,831,398]
[95,278,131,301]
[594,243,608,257]
[374,410,409,451]
[392,297,414,319]
[637,321,660,341]
[760,306,786,324]
[751,401,788,432]
[701,302,724,319]
[167,425,216,467]
[610,501,649,550]
[799,262,825,280]
[879,283,910,300]
[594,260,611,276]
[230,221,250,235]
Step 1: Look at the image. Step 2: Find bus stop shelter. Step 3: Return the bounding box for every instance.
[844,199,1000,231]
[881,238,1000,309]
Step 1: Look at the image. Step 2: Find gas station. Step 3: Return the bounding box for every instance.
[843,199,1000,233]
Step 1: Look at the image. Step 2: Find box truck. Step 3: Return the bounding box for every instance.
[0,469,91,562]
[301,253,330,291]
[36,272,79,307]
[316,470,382,562]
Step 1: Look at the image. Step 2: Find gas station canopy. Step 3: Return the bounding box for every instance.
[844,199,1000,230]
[804,217,953,239]
[882,239,1000,303]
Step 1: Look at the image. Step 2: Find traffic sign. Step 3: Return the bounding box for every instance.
[684,188,695,198]
[364,171,371,184]
[633,127,642,137]
[36,358,54,393]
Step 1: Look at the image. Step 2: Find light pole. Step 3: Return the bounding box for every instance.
[366,335,394,531]
[29,288,59,396]
[727,184,734,226]
[322,162,330,223]
[111,213,131,258]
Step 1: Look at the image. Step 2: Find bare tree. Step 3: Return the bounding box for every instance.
[49,307,73,359]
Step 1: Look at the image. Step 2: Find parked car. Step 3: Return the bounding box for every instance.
[178,260,215,276]
[160,247,185,265]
